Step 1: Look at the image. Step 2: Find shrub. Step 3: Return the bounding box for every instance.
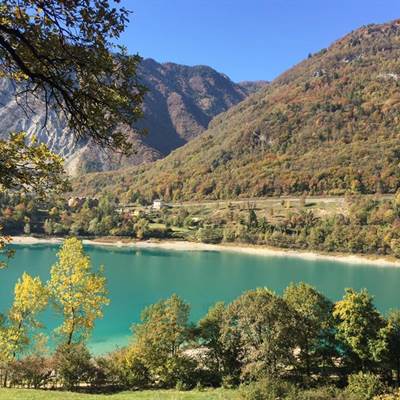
[374,389,400,400]
[346,372,385,400]
[240,377,298,400]
[7,355,52,389]
[159,355,198,389]
[120,347,150,389]
[53,343,94,390]
[196,227,223,244]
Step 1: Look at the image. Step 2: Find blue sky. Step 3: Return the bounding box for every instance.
[120,0,400,82]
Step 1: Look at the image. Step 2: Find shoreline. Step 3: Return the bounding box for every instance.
[10,236,400,267]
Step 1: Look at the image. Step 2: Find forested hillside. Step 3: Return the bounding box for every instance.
[74,20,400,201]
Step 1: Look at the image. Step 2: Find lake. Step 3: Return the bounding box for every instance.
[1,244,400,354]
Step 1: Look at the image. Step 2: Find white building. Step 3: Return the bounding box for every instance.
[152,199,164,210]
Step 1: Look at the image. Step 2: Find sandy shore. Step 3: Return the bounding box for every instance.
[10,236,400,267]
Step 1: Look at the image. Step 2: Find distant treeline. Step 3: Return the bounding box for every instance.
[2,191,400,259]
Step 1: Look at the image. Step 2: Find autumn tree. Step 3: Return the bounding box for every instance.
[0,273,48,387]
[48,238,109,345]
[0,273,48,362]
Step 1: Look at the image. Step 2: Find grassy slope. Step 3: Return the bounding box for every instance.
[0,389,240,400]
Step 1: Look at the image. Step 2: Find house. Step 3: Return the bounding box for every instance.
[152,199,164,210]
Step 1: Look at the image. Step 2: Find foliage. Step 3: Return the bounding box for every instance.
[7,354,52,389]
[372,310,400,383]
[346,372,385,400]
[5,193,400,262]
[333,289,384,371]
[75,21,400,200]
[0,133,67,196]
[129,294,195,388]
[53,343,94,390]
[1,283,400,396]
[0,132,67,268]
[0,273,48,361]
[283,283,337,383]
[0,0,146,153]
[221,288,298,381]
[198,302,226,385]
[48,238,109,345]
[239,376,299,400]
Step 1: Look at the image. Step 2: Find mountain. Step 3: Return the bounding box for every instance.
[73,20,400,201]
[238,80,269,95]
[0,59,258,174]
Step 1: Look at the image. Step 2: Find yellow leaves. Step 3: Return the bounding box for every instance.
[0,132,69,196]
[10,273,48,325]
[49,238,109,344]
[0,273,48,360]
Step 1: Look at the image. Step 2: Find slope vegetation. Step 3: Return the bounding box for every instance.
[74,20,400,201]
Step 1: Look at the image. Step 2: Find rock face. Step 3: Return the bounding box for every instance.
[0,58,262,174]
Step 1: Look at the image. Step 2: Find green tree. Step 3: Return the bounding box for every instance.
[48,238,109,345]
[130,294,194,387]
[221,288,298,381]
[283,283,337,383]
[53,343,94,390]
[372,310,400,383]
[333,289,384,372]
[346,372,385,400]
[247,208,258,228]
[198,302,227,384]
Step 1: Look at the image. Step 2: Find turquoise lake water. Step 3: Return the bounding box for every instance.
[1,244,400,354]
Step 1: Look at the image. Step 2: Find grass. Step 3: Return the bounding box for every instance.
[0,388,241,400]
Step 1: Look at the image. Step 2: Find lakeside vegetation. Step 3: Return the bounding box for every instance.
[1,239,400,399]
[3,191,400,259]
[2,2,400,399]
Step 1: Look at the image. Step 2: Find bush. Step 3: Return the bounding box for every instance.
[346,372,385,400]
[240,377,298,400]
[7,355,52,389]
[374,389,400,400]
[196,227,223,244]
[53,343,95,390]
[120,347,150,389]
[222,374,239,389]
[158,355,198,389]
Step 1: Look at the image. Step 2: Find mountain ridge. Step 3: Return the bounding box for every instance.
[73,19,400,201]
[0,58,266,174]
